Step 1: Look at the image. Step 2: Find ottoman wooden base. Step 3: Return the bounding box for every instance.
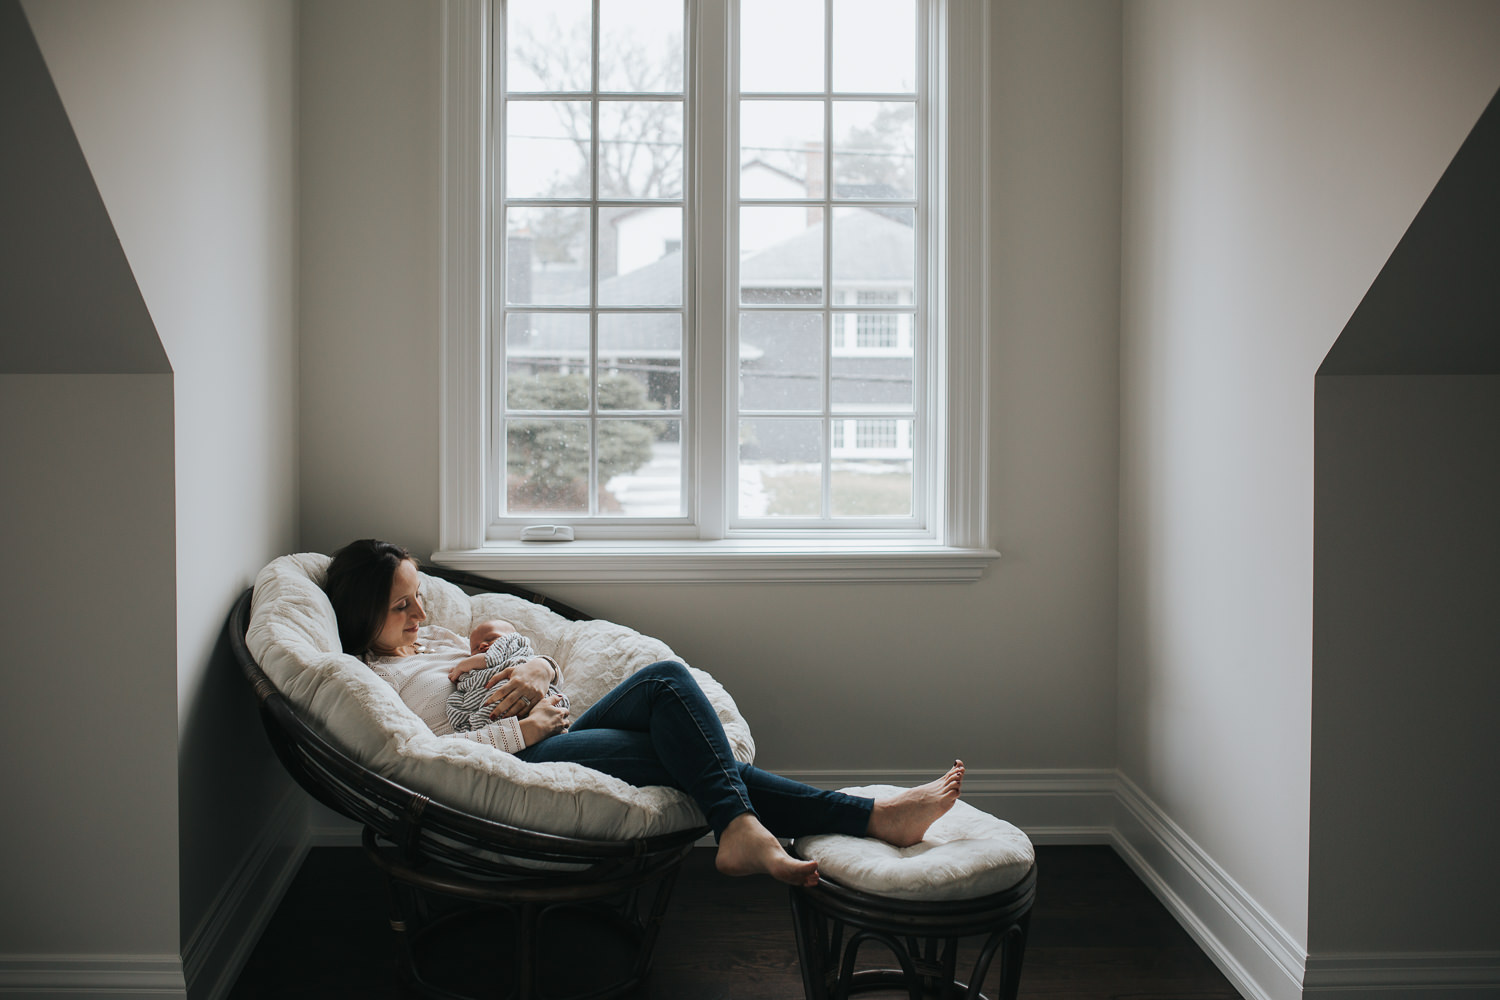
[788,863,1035,1000]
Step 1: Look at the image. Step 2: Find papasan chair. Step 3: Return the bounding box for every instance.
[231,553,755,1000]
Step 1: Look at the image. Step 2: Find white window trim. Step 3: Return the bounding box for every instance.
[436,0,996,584]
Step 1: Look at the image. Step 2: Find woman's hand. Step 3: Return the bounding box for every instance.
[519,693,570,747]
[484,657,553,720]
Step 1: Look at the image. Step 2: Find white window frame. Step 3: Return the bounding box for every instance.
[435,0,995,583]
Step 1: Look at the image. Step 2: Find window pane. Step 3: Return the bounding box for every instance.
[830,206,912,302]
[600,0,683,93]
[507,207,590,305]
[739,311,823,412]
[741,0,823,94]
[831,343,912,410]
[599,206,682,306]
[740,206,823,304]
[506,101,591,200]
[598,100,683,199]
[600,418,681,516]
[506,313,591,409]
[741,101,823,198]
[739,418,823,517]
[831,457,913,517]
[599,313,681,410]
[507,0,591,93]
[506,418,590,514]
[832,101,915,200]
[832,0,916,94]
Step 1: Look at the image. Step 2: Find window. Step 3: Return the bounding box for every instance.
[854,293,902,350]
[438,0,993,582]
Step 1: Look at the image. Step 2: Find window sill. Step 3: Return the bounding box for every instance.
[430,540,1000,584]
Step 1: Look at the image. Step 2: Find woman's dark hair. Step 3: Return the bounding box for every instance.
[324,539,415,657]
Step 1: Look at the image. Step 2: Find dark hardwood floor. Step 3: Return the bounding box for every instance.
[229,844,1242,999]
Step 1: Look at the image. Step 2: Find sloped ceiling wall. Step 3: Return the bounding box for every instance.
[1320,87,1500,376]
[0,0,166,375]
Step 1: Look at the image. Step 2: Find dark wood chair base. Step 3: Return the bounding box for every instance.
[788,864,1036,1000]
[366,827,692,1000]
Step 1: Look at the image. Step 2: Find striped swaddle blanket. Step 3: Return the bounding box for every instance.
[445,631,569,733]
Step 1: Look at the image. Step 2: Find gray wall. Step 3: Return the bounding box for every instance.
[18,0,300,991]
[1,376,179,961]
[298,0,1124,779]
[1312,375,1500,958]
[1119,0,1500,960]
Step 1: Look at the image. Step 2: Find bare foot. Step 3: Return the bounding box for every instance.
[866,760,965,848]
[715,813,820,887]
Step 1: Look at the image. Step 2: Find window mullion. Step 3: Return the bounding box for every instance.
[820,0,834,522]
[693,0,730,539]
[586,0,600,518]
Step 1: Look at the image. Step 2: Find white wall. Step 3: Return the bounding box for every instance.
[298,0,442,554]
[1118,0,1500,972]
[298,0,1122,788]
[21,0,301,989]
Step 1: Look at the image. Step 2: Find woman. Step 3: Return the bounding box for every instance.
[325,539,964,887]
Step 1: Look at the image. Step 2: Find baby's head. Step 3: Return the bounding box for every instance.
[470,618,517,653]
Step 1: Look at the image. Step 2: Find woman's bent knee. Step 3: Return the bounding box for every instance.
[638,659,691,683]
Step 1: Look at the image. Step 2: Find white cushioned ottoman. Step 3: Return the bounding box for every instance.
[794,785,1034,901]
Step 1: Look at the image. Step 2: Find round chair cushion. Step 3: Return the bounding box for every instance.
[246,553,755,842]
[793,786,1035,902]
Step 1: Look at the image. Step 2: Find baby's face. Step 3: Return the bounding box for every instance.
[470,619,517,653]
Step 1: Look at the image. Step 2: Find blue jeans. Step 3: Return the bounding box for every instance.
[516,660,872,839]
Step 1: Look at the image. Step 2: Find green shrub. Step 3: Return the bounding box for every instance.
[507,373,662,509]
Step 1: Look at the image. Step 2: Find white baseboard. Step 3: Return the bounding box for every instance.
[1111,773,1306,1000]
[181,786,310,1000]
[1302,951,1500,995]
[0,955,185,998]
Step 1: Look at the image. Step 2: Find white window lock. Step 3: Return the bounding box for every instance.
[520,525,575,542]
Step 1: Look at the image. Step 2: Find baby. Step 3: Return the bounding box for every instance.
[445,619,568,733]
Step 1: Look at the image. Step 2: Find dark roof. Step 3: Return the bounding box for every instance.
[740,209,913,286]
